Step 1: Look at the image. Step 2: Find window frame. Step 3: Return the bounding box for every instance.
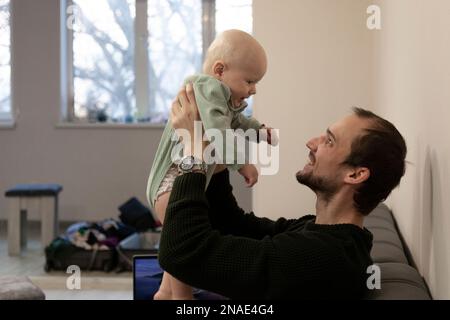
[63,0,216,125]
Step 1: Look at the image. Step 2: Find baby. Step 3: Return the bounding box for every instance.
[146,29,273,300]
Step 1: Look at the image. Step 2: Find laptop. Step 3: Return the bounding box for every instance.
[133,254,163,300]
[133,254,228,300]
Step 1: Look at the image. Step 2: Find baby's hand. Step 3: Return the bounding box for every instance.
[238,164,259,188]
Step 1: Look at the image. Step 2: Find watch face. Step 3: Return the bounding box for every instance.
[180,156,194,171]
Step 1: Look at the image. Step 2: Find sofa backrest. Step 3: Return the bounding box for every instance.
[363,204,432,300]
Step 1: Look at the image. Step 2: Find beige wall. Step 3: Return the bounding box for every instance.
[253,0,374,219]
[0,0,251,222]
[253,0,450,299]
[1,0,449,299]
[373,0,450,299]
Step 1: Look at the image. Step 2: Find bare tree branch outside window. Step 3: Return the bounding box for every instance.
[71,0,252,124]
[73,0,135,121]
[147,0,202,123]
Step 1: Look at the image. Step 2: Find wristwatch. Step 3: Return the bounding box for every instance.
[178,155,207,175]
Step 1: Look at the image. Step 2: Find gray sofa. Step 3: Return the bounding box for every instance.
[363,203,432,300]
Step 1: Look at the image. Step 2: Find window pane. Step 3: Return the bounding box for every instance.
[147,0,202,124]
[216,0,253,117]
[215,0,252,34]
[72,0,135,122]
[0,0,11,117]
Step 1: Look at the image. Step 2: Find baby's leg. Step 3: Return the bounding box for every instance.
[154,191,170,226]
[153,192,194,300]
[153,192,172,300]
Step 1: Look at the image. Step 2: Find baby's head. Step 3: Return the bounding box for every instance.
[203,30,267,108]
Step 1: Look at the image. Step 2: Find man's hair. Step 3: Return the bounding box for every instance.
[342,107,407,215]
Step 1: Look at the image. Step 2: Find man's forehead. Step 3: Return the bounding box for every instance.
[329,114,369,140]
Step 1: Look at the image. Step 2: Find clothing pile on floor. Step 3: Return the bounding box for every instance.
[65,219,135,251]
[44,197,159,272]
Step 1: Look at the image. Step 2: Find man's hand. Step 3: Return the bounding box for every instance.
[171,83,200,135]
[238,164,259,188]
[171,83,205,158]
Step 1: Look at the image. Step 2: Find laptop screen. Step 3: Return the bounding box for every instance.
[133,254,228,300]
[133,254,162,300]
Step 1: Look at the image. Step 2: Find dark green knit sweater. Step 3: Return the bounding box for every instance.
[158,170,373,299]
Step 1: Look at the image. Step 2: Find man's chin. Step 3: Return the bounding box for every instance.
[296,170,319,193]
[296,166,312,182]
[296,171,309,185]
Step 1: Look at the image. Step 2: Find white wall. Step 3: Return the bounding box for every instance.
[253,0,374,219]
[0,0,251,222]
[2,0,449,299]
[373,0,450,299]
[253,0,450,299]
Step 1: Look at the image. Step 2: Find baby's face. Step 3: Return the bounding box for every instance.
[221,61,266,108]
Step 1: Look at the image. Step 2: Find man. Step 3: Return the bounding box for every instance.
[158,84,407,299]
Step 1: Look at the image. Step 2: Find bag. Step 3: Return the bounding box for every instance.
[44,219,134,272]
[44,237,117,272]
[118,197,158,231]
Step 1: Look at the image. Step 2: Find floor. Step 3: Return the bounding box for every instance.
[0,221,133,300]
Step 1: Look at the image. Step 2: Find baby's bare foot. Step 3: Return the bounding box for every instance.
[154,289,172,300]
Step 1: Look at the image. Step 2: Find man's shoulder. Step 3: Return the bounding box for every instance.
[287,214,315,228]
[298,214,316,222]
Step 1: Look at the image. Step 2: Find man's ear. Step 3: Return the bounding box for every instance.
[344,167,370,185]
[212,61,225,78]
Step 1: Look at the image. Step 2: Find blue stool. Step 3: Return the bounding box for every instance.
[5,184,63,256]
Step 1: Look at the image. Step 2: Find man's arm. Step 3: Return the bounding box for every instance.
[159,173,273,299]
[162,84,364,300]
[206,169,295,239]
[158,173,349,299]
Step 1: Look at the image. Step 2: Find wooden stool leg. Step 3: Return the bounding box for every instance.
[41,196,57,247]
[20,209,27,249]
[8,198,22,256]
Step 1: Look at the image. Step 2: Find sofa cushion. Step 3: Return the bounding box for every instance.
[364,216,397,233]
[364,204,408,264]
[369,227,408,264]
[364,263,431,300]
[368,203,395,225]
[370,240,408,264]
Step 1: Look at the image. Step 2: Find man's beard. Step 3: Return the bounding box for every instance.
[296,170,339,203]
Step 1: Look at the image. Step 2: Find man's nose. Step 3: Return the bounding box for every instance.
[306,137,319,151]
[249,84,256,95]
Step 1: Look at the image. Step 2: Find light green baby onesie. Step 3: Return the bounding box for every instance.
[146,74,262,207]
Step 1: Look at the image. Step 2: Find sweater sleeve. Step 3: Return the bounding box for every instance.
[159,173,329,299]
[158,173,272,298]
[158,173,348,299]
[205,169,295,238]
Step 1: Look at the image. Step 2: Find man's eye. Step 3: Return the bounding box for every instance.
[326,138,333,145]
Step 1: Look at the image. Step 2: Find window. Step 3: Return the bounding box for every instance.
[0,0,11,122]
[66,0,252,124]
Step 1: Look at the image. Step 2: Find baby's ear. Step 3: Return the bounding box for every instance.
[212,61,225,77]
